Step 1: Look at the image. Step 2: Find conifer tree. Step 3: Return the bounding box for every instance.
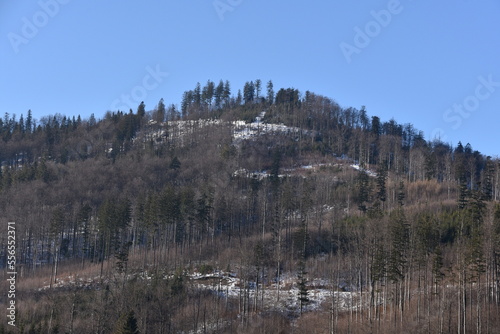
[458,176,469,209]
[388,209,409,283]
[77,203,93,260]
[223,80,231,105]
[266,80,274,104]
[371,116,381,137]
[255,79,262,100]
[18,114,25,134]
[113,311,139,334]
[194,82,202,106]
[424,150,436,180]
[432,246,445,288]
[154,98,166,122]
[169,156,181,170]
[36,158,50,182]
[236,89,242,105]
[181,91,192,118]
[202,80,215,107]
[243,81,255,104]
[88,113,96,127]
[483,156,495,201]
[397,180,405,207]
[356,170,370,213]
[376,163,387,203]
[371,245,387,285]
[297,257,309,314]
[26,109,33,133]
[214,80,224,109]
[137,102,146,118]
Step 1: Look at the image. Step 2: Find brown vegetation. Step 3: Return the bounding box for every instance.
[1,81,499,333]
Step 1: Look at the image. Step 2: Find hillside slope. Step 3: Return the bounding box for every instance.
[1,82,499,333]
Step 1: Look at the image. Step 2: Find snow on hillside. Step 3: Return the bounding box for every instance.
[350,164,377,177]
[137,111,313,147]
[232,111,312,142]
[191,270,362,314]
[137,113,374,178]
[38,269,364,316]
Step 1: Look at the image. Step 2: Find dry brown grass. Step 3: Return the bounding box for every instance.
[10,259,103,292]
[405,179,455,206]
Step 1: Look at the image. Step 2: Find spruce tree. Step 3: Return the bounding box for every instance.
[482,156,494,201]
[236,89,242,105]
[136,101,146,118]
[26,109,33,133]
[388,209,409,283]
[194,82,201,106]
[113,311,139,334]
[223,80,231,105]
[376,163,387,203]
[458,176,469,209]
[214,80,224,108]
[266,80,274,104]
[297,258,309,314]
[169,156,181,170]
[255,79,262,100]
[155,98,166,122]
[36,158,49,182]
[18,114,25,134]
[356,170,370,213]
[397,180,405,207]
[181,91,192,118]
[243,81,255,104]
[202,80,214,106]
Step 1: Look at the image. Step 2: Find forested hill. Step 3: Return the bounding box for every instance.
[0,80,497,207]
[1,80,500,333]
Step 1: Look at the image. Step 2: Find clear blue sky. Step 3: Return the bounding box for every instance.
[2,0,499,156]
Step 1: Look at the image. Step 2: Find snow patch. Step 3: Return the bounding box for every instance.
[350,164,377,177]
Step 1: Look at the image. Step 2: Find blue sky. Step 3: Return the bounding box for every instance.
[1,0,499,156]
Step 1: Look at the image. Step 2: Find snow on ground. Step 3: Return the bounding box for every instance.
[35,268,365,323]
[350,164,377,177]
[136,111,313,148]
[232,117,310,142]
[190,270,362,314]
[234,162,342,181]
[134,113,375,183]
